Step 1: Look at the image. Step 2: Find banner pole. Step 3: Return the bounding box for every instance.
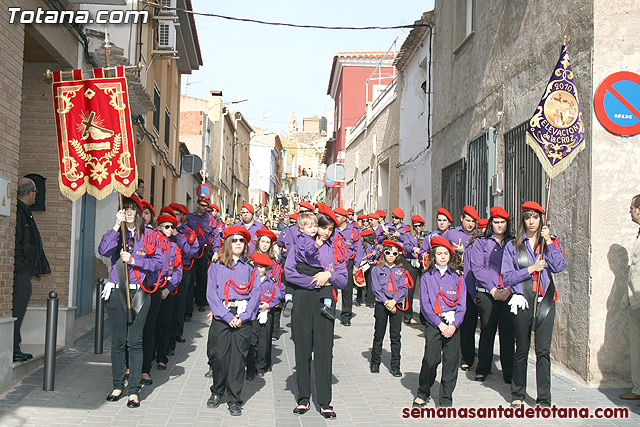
[531,176,552,330]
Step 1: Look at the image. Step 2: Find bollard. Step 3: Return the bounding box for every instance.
[94,278,105,354]
[43,291,58,391]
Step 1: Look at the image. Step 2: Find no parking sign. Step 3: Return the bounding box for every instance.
[594,71,640,136]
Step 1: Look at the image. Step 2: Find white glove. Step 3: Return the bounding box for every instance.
[442,311,456,325]
[101,282,115,301]
[258,308,268,324]
[508,294,529,315]
[411,259,420,268]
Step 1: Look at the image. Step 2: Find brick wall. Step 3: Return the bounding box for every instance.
[18,63,71,307]
[0,0,25,318]
[180,111,203,135]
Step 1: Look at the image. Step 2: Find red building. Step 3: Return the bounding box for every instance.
[324,52,396,208]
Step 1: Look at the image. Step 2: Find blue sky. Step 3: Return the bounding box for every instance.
[185,0,434,132]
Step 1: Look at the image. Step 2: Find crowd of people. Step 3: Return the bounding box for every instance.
[97,193,565,417]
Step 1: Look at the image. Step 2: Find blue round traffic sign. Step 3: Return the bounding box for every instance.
[594,71,640,136]
[196,183,212,199]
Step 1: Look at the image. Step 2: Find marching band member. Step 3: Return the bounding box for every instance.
[206,226,260,416]
[355,228,379,307]
[369,240,411,377]
[445,205,479,250]
[285,205,347,419]
[502,202,565,407]
[152,213,184,375]
[374,210,387,243]
[272,211,298,335]
[334,207,361,325]
[402,214,426,324]
[459,217,488,371]
[419,208,452,259]
[381,208,410,242]
[234,203,266,253]
[467,207,514,383]
[98,195,161,408]
[347,208,355,225]
[414,236,466,408]
[246,252,284,380]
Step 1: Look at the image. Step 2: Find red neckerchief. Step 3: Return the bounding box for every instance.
[434,274,463,314]
[333,235,349,262]
[170,246,183,295]
[223,264,256,304]
[386,267,413,311]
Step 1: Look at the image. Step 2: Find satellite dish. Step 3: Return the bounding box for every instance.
[182,154,203,175]
[326,163,345,182]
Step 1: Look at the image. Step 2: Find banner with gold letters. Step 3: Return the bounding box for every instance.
[52,66,137,201]
[526,44,585,179]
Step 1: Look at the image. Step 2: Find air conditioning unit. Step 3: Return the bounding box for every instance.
[157,0,177,15]
[157,20,176,50]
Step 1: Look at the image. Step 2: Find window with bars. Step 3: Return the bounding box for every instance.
[504,121,544,226]
[467,133,490,218]
[164,108,170,148]
[153,84,160,133]
[441,159,466,228]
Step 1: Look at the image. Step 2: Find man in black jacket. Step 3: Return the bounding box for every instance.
[13,177,50,362]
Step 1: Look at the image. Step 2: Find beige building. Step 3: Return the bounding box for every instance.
[421,0,640,384]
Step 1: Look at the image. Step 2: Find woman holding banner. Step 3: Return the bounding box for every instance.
[98,194,162,408]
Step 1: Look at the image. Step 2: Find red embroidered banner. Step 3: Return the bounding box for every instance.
[52,66,137,201]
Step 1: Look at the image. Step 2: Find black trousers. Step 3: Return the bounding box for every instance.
[417,324,460,406]
[191,249,209,312]
[206,317,218,368]
[142,290,163,374]
[476,291,514,381]
[155,292,175,365]
[511,302,555,404]
[403,259,420,322]
[106,288,150,396]
[364,267,375,305]
[171,268,192,348]
[12,271,32,350]
[210,317,252,405]
[247,309,274,375]
[292,286,335,409]
[272,306,282,337]
[459,292,479,367]
[340,259,355,322]
[371,302,402,370]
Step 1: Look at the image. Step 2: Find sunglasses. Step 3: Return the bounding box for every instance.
[413,224,423,228]
[199,203,208,208]
[384,250,399,257]
[230,238,246,243]
[392,215,400,220]
[162,225,174,230]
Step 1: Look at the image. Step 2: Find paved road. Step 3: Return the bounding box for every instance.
[0,303,638,426]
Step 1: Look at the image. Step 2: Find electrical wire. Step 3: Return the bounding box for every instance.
[152,4,431,31]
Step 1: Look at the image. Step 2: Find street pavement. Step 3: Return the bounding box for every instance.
[0,302,639,426]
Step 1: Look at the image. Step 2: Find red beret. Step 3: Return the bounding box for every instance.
[477,218,489,228]
[317,203,339,226]
[210,203,220,212]
[334,207,348,217]
[368,212,380,219]
[376,210,387,218]
[436,208,453,222]
[140,199,155,217]
[299,202,314,211]
[290,212,299,220]
[489,206,510,221]
[522,201,545,215]
[381,239,404,254]
[347,208,355,214]
[251,252,274,267]
[156,214,178,228]
[241,203,254,214]
[169,202,189,215]
[411,215,425,224]
[223,225,251,242]
[198,196,209,204]
[430,236,454,253]
[160,206,175,217]
[361,229,375,236]
[392,208,405,219]
[463,205,479,221]
[126,193,144,214]
[256,228,277,242]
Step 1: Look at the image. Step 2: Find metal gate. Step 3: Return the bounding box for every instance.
[441,158,466,227]
[466,128,496,218]
[504,121,544,227]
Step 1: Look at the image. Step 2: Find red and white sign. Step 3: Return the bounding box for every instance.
[594,71,640,136]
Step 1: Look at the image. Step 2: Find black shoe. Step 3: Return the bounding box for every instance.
[370,364,380,373]
[228,403,242,416]
[207,393,221,408]
[390,369,403,377]
[175,335,186,343]
[366,303,374,308]
[257,370,266,377]
[461,364,470,371]
[272,335,279,341]
[198,305,206,312]
[320,408,336,419]
[127,398,140,408]
[354,301,361,307]
[13,352,30,362]
[246,372,256,381]
[341,319,351,326]
[184,315,192,322]
[157,363,166,370]
[536,400,551,408]
[106,391,123,402]
[293,402,310,415]
[141,376,153,386]
[474,374,487,382]
[412,397,429,408]
[282,300,293,317]
[321,305,336,320]
[204,369,213,378]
